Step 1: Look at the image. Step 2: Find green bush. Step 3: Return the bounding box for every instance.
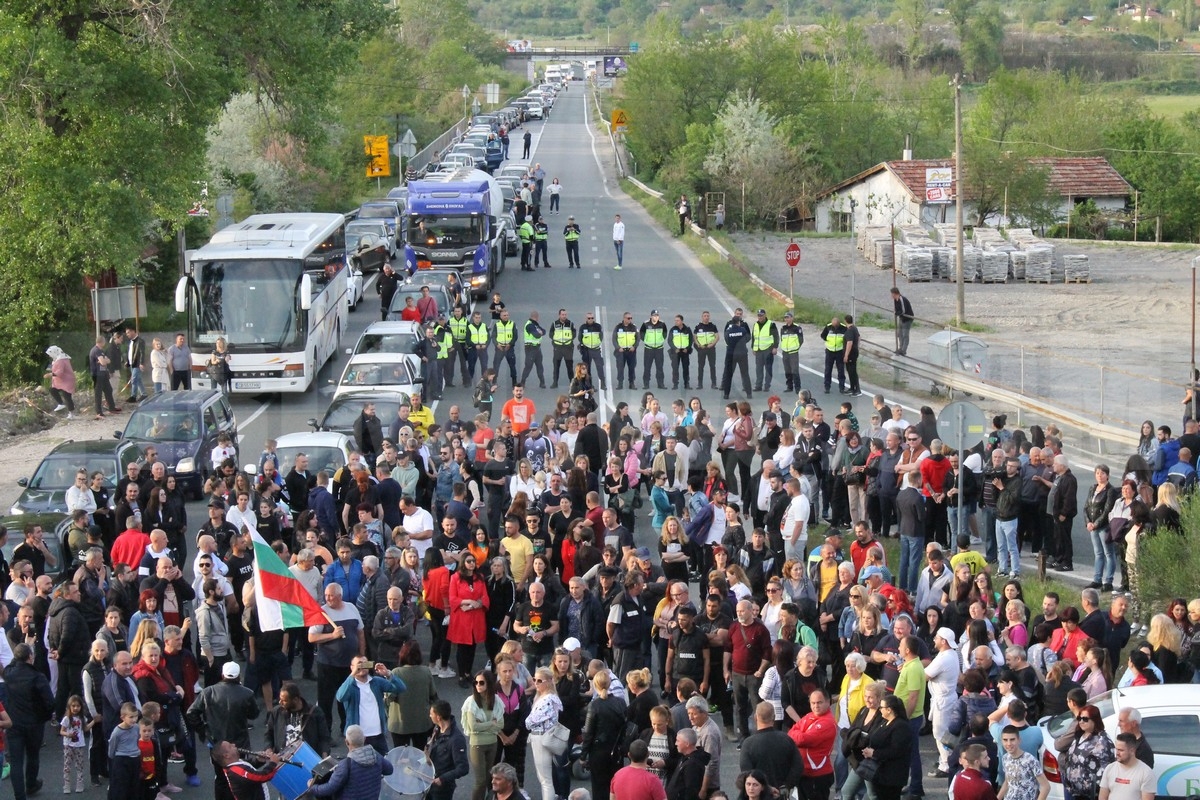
[1132,499,1199,626]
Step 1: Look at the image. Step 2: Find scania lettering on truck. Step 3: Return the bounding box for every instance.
[403,167,506,299]
[174,212,349,393]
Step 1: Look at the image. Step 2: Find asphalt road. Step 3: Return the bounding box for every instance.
[20,86,977,800]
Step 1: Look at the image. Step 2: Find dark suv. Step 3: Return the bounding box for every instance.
[118,390,238,499]
[13,439,141,515]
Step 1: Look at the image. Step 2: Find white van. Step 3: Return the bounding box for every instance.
[544,66,562,82]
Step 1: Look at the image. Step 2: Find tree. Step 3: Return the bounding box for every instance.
[0,0,386,385]
[960,3,1005,81]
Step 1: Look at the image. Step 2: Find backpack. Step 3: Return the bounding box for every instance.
[471,383,484,409]
[613,719,641,761]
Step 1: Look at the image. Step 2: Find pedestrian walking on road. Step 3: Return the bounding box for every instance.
[613,214,626,269]
[563,215,581,268]
[548,178,562,214]
[677,195,691,236]
[892,287,914,356]
[522,130,532,159]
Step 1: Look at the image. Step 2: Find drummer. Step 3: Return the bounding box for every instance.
[308,725,394,800]
[265,682,332,759]
[212,741,284,800]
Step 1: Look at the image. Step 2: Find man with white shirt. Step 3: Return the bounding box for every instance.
[882,404,912,438]
[226,492,257,536]
[137,529,176,577]
[333,656,406,755]
[193,534,229,578]
[781,478,810,561]
[612,213,626,269]
[192,553,236,611]
[64,469,97,522]
[399,496,435,557]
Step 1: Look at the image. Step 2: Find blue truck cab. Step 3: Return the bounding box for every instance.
[403,168,506,299]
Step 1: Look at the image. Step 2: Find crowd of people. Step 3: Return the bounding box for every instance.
[5,348,1200,800]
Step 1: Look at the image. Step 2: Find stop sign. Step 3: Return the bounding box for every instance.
[785,242,802,268]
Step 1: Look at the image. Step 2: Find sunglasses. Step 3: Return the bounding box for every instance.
[1077,716,1094,723]
[475,679,487,686]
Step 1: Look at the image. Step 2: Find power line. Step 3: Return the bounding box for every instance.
[976,136,1200,157]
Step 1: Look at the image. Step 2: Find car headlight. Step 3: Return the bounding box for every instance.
[176,458,196,474]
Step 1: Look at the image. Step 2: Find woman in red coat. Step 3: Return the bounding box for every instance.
[447,553,489,688]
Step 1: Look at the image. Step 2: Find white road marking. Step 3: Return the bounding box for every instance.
[582,88,615,199]
[237,400,273,444]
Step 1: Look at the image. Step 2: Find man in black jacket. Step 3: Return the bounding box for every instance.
[285,453,315,515]
[4,643,55,800]
[740,701,803,795]
[265,683,331,757]
[187,662,261,800]
[376,263,400,321]
[667,728,711,800]
[47,581,91,715]
[559,577,604,660]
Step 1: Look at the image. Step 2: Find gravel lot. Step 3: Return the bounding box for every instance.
[732,231,1200,433]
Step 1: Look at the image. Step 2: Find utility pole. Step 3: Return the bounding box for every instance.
[953,73,965,326]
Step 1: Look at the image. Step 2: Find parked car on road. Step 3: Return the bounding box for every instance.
[13,440,140,515]
[117,390,238,499]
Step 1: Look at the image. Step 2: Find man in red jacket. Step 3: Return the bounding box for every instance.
[788,688,837,800]
[110,518,151,573]
[950,743,997,800]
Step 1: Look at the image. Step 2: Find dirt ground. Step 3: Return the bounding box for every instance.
[731,231,1200,433]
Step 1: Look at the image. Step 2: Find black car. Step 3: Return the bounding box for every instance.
[117,390,238,499]
[13,439,141,516]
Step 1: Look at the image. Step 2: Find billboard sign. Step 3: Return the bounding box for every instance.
[603,56,628,77]
[926,166,953,204]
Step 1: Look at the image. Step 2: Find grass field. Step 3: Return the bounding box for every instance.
[1144,94,1200,118]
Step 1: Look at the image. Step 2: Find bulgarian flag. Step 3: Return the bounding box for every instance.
[251,531,328,631]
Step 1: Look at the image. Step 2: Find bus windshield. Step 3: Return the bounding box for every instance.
[407,215,484,248]
[192,259,304,350]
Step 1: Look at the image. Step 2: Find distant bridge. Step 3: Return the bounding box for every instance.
[503,46,636,59]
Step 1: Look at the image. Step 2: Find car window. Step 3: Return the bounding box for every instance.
[277,446,345,477]
[341,361,414,388]
[1141,714,1200,756]
[31,454,122,489]
[128,409,200,442]
[322,396,409,431]
[219,397,234,425]
[353,333,421,356]
[204,408,218,434]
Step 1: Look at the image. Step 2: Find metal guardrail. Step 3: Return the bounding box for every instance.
[860,339,1142,452]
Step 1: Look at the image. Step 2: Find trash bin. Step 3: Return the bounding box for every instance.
[927,330,987,378]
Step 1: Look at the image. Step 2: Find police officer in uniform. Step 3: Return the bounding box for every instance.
[466,310,490,381]
[445,306,470,387]
[750,309,780,393]
[778,311,804,393]
[563,215,582,268]
[435,312,454,396]
[578,312,607,391]
[550,308,576,388]
[613,312,638,391]
[492,309,518,385]
[639,310,668,391]
[721,308,752,400]
[819,316,846,394]
[518,216,534,270]
[520,310,547,389]
[668,315,693,391]
[533,215,551,268]
[693,310,719,390]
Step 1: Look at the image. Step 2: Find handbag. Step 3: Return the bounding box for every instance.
[855,757,880,781]
[543,722,571,756]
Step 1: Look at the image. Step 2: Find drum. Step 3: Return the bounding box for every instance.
[269,742,320,800]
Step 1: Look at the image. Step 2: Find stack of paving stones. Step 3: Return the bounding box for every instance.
[1063,254,1091,283]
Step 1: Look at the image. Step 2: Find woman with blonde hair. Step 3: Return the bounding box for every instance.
[625,667,659,732]
[658,516,691,584]
[525,666,565,800]
[1147,612,1186,683]
[128,618,162,659]
[1151,481,1183,532]
[581,668,627,800]
[725,564,753,602]
[508,458,538,505]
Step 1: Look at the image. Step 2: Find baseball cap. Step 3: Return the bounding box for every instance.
[763,411,777,422]
[634,546,652,559]
[861,565,884,580]
[562,637,581,653]
[784,311,794,318]
[650,309,660,316]
[599,565,620,577]
[529,421,540,428]
[568,215,575,219]
[677,603,698,616]
[222,662,241,679]
[208,498,226,510]
[757,308,767,315]
[934,628,958,648]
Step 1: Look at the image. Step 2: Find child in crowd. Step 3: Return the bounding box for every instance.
[259,439,279,474]
[60,695,92,793]
[108,703,141,800]
[950,533,989,577]
[140,701,179,793]
[137,717,165,800]
[210,432,236,472]
[839,400,860,432]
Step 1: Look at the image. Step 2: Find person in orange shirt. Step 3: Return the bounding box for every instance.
[501,384,537,449]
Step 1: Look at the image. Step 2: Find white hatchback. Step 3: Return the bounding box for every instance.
[1038,684,1200,800]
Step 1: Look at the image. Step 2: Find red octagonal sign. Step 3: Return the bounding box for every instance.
[785,242,802,268]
